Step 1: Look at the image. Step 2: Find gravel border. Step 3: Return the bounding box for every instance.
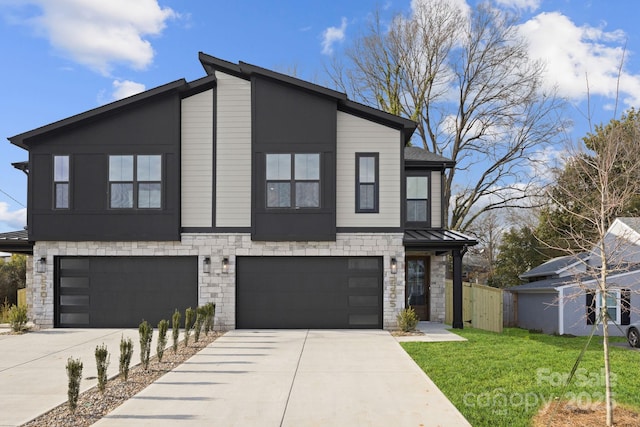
[22,332,221,427]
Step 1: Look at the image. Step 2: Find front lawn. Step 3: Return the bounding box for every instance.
[402,328,640,426]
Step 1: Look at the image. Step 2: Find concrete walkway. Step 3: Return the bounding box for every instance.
[94,330,470,427]
[395,321,469,343]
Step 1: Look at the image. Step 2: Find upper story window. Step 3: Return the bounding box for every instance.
[109,155,162,209]
[266,153,320,208]
[53,155,69,209]
[407,175,429,223]
[356,153,378,213]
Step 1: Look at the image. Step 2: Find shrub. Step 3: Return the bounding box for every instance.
[157,319,168,362]
[203,302,216,335]
[66,357,83,413]
[119,336,133,380]
[138,320,153,370]
[172,309,181,353]
[184,307,195,347]
[397,307,419,332]
[8,304,28,332]
[0,298,11,323]
[95,343,109,394]
[194,306,206,342]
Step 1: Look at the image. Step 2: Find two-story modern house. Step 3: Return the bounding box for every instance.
[1,53,476,330]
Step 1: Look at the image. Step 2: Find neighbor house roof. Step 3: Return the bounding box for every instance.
[519,253,588,280]
[508,276,575,292]
[617,217,640,234]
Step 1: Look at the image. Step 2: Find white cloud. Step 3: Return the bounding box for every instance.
[0,202,26,230]
[321,17,347,55]
[494,0,541,12]
[111,79,146,100]
[25,0,176,75]
[518,12,640,107]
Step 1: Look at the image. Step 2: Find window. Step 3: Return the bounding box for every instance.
[407,176,429,222]
[356,153,378,213]
[587,289,631,325]
[53,155,69,209]
[109,155,162,209]
[266,153,320,208]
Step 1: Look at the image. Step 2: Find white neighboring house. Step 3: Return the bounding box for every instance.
[509,217,640,336]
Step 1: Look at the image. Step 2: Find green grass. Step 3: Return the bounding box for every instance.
[401,328,640,427]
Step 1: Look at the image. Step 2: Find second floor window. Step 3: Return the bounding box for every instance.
[356,153,378,213]
[53,155,69,209]
[266,153,320,208]
[109,155,162,209]
[407,176,429,223]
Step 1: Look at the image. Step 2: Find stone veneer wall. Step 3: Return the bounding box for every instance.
[31,233,405,330]
[430,255,447,322]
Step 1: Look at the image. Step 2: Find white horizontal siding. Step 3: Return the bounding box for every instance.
[431,170,442,228]
[181,89,213,227]
[215,72,252,227]
[336,111,401,227]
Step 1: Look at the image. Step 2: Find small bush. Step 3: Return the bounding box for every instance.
[8,304,28,332]
[66,357,83,413]
[172,309,181,353]
[95,343,109,394]
[139,320,153,370]
[397,307,419,332]
[203,302,216,335]
[0,298,11,323]
[194,306,206,342]
[184,307,195,347]
[119,336,133,380]
[157,319,169,362]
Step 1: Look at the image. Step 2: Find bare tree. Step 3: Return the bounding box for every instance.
[543,110,640,426]
[327,0,566,232]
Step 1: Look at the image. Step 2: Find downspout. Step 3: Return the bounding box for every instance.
[557,287,564,336]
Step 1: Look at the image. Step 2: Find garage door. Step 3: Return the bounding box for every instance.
[56,256,197,328]
[236,256,382,329]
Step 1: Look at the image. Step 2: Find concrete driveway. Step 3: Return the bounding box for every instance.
[94,330,470,426]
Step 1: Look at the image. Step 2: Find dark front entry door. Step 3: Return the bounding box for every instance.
[406,256,430,321]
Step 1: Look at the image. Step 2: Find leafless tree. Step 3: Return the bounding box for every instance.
[327,0,566,232]
[544,110,640,426]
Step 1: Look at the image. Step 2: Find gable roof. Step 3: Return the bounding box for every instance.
[519,253,588,280]
[508,276,574,292]
[198,52,417,141]
[617,217,640,234]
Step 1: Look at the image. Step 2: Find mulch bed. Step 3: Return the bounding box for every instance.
[533,400,640,426]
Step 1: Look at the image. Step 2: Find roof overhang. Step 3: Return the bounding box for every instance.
[0,230,32,255]
[404,229,478,252]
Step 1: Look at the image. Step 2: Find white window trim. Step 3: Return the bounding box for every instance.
[595,289,621,324]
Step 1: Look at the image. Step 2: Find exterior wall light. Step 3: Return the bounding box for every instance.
[390,257,397,275]
[203,256,211,274]
[36,257,46,274]
[222,257,229,274]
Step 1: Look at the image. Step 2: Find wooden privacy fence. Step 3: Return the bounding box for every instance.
[445,281,503,333]
[17,288,26,308]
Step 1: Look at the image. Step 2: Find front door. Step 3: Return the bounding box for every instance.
[406,256,430,321]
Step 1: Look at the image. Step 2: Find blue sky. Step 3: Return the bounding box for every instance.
[0,0,639,233]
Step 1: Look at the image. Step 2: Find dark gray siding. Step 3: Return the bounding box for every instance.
[27,92,182,241]
[252,76,337,241]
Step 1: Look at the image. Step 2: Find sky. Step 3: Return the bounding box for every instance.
[0,0,639,233]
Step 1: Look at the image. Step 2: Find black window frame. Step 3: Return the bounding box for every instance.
[265,153,321,210]
[405,172,430,227]
[53,155,70,209]
[108,154,163,210]
[355,153,379,213]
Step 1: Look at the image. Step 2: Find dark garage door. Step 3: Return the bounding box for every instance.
[56,256,197,328]
[236,256,382,329]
